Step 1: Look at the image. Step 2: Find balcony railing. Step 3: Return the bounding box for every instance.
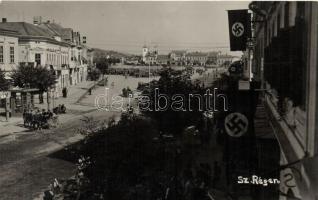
[264,17,306,110]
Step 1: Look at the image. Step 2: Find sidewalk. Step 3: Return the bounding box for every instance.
[0,116,29,138]
[0,81,97,137]
[37,80,96,109]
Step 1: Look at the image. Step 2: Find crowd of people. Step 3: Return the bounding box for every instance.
[53,104,66,114]
[106,68,161,77]
[23,109,56,130]
[22,104,66,130]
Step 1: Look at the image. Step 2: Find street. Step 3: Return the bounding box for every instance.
[0,70,220,199]
[0,74,166,199]
[0,108,120,200]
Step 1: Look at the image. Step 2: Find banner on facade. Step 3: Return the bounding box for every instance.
[227,9,251,51]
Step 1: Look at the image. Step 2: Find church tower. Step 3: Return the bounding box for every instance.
[142,45,148,62]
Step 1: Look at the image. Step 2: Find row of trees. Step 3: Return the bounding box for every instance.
[0,65,57,105]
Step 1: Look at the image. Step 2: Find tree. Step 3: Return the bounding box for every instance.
[88,68,101,81]
[54,114,179,200]
[0,69,10,91]
[141,68,205,135]
[95,57,109,76]
[11,65,56,108]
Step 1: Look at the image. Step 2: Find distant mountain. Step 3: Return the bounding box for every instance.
[91,48,131,58]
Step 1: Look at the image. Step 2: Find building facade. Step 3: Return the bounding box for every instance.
[156,54,170,66]
[0,27,19,74]
[0,21,73,96]
[0,17,90,98]
[169,50,186,65]
[142,45,158,65]
[38,20,88,86]
[185,52,208,66]
[251,2,318,199]
[217,54,235,67]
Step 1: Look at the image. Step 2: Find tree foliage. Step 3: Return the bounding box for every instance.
[95,57,109,75]
[49,112,214,200]
[88,68,101,81]
[10,65,56,92]
[141,68,205,135]
[54,114,174,200]
[0,69,10,91]
[95,56,121,75]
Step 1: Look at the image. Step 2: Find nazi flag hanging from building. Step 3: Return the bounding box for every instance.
[227,9,251,51]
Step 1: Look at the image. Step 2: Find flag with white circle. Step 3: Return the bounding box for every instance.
[227,9,251,51]
[224,112,248,137]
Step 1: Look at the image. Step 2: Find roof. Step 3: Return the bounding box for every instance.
[0,22,71,46]
[157,55,169,60]
[171,50,186,55]
[186,52,208,57]
[39,23,74,41]
[0,22,52,37]
[218,54,235,58]
[207,51,219,57]
[0,28,18,37]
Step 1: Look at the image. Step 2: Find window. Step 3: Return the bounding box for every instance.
[0,46,3,63]
[10,47,14,63]
[284,2,289,28]
[35,53,41,66]
[277,14,281,32]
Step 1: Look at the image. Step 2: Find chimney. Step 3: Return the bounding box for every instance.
[2,18,7,23]
[33,16,42,25]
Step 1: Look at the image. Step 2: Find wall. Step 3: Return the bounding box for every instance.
[0,34,19,72]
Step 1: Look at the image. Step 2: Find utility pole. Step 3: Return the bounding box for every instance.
[47,88,51,110]
[5,92,10,122]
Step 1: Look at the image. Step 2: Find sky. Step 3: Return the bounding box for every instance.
[0,1,249,56]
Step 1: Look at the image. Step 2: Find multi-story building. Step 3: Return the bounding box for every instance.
[169,50,186,65]
[185,52,208,66]
[250,2,318,199]
[206,51,220,66]
[142,45,158,65]
[156,55,170,66]
[217,53,235,66]
[0,26,19,74]
[0,26,19,106]
[38,20,88,86]
[0,19,72,95]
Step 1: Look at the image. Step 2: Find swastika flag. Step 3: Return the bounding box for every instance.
[227,9,251,51]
